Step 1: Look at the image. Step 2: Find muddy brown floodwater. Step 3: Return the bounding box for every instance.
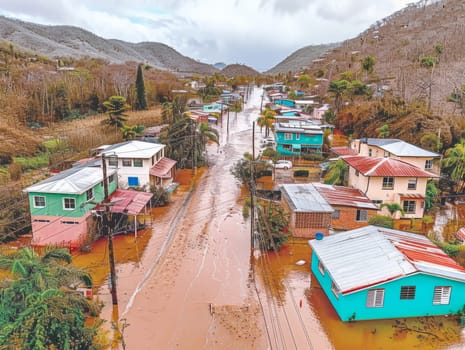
[72,87,465,349]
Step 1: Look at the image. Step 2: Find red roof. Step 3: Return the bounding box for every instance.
[150,157,177,178]
[313,183,378,209]
[456,228,465,242]
[331,146,358,156]
[97,189,153,215]
[342,156,439,177]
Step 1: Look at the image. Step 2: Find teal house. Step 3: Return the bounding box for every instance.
[273,99,295,108]
[274,121,323,156]
[309,226,465,322]
[23,163,118,249]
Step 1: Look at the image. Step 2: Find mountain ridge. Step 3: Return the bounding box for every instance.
[0,15,218,75]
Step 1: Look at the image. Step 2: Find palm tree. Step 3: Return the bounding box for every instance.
[442,139,465,193]
[257,109,276,137]
[198,122,219,165]
[324,160,348,185]
[102,95,130,128]
[360,55,376,80]
[380,203,405,218]
[0,248,99,349]
[120,124,145,140]
[328,80,350,112]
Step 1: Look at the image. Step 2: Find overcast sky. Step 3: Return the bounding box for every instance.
[0,0,413,72]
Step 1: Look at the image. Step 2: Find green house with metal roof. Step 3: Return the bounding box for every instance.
[23,163,118,249]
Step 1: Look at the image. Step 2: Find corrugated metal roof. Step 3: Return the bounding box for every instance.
[309,226,465,295]
[360,138,440,157]
[99,140,164,159]
[96,189,153,215]
[280,184,333,213]
[342,156,439,178]
[149,157,177,178]
[313,183,378,210]
[330,146,358,156]
[24,165,116,194]
[275,122,323,134]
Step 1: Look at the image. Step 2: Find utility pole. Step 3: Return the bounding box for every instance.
[102,153,118,305]
[250,122,255,252]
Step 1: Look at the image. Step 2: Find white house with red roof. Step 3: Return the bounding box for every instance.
[310,225,465,321]
[342,156,439,218]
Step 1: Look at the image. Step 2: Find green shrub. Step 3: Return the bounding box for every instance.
[13,154,49,171]
[368,215,393,228]
[294,170,309,177]
[435,242,460,257]
[302,153,324,161]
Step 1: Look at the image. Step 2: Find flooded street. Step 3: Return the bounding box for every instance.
[70,87,465,349]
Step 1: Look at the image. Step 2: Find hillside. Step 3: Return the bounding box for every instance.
[221,64,261,77]
[0,15,218,76]
[304,0,465,146]
[266,43,338,75]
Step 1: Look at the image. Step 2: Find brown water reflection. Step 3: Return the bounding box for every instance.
[255,238,465,350]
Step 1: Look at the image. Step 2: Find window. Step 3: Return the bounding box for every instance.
[122,158,132,167]
[403,200,416,214]
[331,210,340,219]
[86,188,94,201]
[407,179,417,190]
[425,159,433,170]
[283,144,292,151]
[372,200,383,208]
[33,196,46,208]
[318,260,325,275]
[366,289,384,308]
[368,149,372,157]
[152,155,155,165]
[133,159,143,167]
[295,133,300,140]
[400,286,416,300]
[128,176,139,187]
[382,177,394,190]
[331,282,339,299]
[61,220,79,225]
[108,157,118,167]
[63,198,76,210]
[284,133,292,140]
[108,174,115,183]
[433,286,451,305]
[356,209,368,222]
[355,170,359,176]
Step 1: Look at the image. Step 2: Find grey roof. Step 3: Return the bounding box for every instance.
[24,164,116,194]
[309,226,465,295]
[99,140,164,159]
[360,138,439,157]
[280,184,333,213]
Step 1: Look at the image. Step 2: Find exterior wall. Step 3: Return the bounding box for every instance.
[109,150,164,190]
[28,179,117,218]
[276,132,323,156]
[347,168,428,218]
[312,252,465,321]
[354,141,439,175]
[330,206,377,231]
[30,213,91,248]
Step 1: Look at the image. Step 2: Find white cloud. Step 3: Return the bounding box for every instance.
[0,0,412,71]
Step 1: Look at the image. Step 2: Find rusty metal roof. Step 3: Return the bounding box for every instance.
[96,189,153,216]
[149,157,177,178]
[313,183,378,210]
[342,156,439,178]
[330,146,358,156]
[309,226,465,295]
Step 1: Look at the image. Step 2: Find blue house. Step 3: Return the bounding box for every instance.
[274,121,323,156]
[274,99,295,108]
[309,226,465,322]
